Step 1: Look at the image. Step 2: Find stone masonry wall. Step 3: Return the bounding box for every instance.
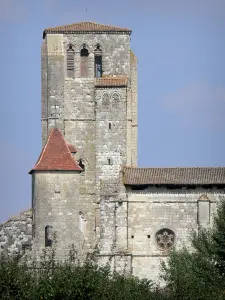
[63,33,130,77]
[95,87,128,182]
[130,52,138,166]
[126,186,224,282]
[0,209,32,259]
[32,171,96,259]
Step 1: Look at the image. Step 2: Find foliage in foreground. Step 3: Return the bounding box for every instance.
[5,198,225,299]
[0,248,166,300]
[161,197,225,300]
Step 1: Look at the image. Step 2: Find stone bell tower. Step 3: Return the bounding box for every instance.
[31,21,138,260]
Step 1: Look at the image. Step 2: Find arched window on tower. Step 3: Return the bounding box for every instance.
[45,225,53,247]
[94,44,102,78]
[80,45,89,77]
[67,45,75,78]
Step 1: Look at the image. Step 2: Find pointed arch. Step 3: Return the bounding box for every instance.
[101,92,110,107]
[94,43,103,78]
[111,92,120,105]
[80,44,89,77]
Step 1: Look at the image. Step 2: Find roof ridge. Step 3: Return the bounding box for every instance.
[43,21,131,38]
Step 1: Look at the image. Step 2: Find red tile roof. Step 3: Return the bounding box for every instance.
[123,167,225,185]
[67,144,77,153]
[95,76,128,87]
[43,21,131,38]
[29,128,82,173]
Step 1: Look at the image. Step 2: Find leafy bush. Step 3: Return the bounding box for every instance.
[0,247,165,300]
[161,197,225,300]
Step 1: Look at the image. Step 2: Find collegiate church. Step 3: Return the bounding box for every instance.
[1,21,225,282]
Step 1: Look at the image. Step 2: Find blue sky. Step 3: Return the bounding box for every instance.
[1,0,225,222]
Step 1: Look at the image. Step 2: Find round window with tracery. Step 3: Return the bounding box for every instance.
[155,228,175,250]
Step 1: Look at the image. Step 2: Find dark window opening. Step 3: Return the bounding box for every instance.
[131,185,148,191]
[80,45,89,77]
[67,45,75,77]
[147,235,151,238]
[45,225,53,247]
[108,159,111,165]
[109,123,111,129]
[131,235,134,239]
[94,44,102,78]
[78,159,85,171]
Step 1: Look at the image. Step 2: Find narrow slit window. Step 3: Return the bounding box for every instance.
[79,212,85,234]
[45,225,53,247]
[108,159,111,165]
[67,45,75,78]
[80,45,89,78]
[109,123,111,129]
[94,44,102,78]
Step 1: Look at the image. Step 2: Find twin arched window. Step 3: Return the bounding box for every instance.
[66,44,102,78]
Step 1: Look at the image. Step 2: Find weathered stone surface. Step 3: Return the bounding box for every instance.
[0,209,32,258]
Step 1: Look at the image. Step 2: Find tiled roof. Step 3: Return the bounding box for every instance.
[43,21,131,38]
[95,76,128,87]
[29,128,82,173]
[123,167,225,185]
[67,144,77,153]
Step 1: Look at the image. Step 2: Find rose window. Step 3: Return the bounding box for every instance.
[156,228,175,250]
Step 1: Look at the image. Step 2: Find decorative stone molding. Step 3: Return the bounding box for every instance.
[155,228,175,251]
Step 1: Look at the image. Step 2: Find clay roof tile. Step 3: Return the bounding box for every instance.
[43,21,131,38]
[29,128,81,173]
[67,144,77,153]
[123,167,225,185]
[95,76,128,87]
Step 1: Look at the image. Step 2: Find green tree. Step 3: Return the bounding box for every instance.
[161,197,225,300]
[0,246,164,300]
